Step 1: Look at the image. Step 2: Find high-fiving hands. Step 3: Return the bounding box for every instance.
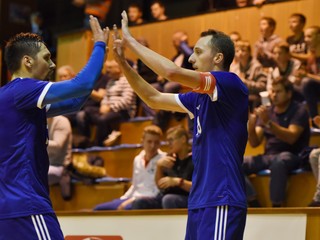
[112,24,126,64]
[89,15,110,49]
[112,11,132,64]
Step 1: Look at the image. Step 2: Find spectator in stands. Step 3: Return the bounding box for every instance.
[287,13,307,55]
[135,37,159,117]
[308,115,320,207]
[56,65,76,81]
[235,0,252,7]
[74,72,109,148]
[72,0,112,28]
[230,40,267,110]
[132,126,193,209]
[244,77,310,207]
[254,16,282,68]
[297,26,320,124]
[94,125,166,210]
[267,42,304,102]
[128,3,145,26]
[252,0,282,6]
[153,31,193,131]
[30,12,56,60]
[96,60,136,146]
[47,116,73,185]
[56,65,107,148]
[229,31,242,65]
[229,31,242,44]
[150,0,168,21]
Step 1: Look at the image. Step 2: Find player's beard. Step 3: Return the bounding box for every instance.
[44,69,55,81]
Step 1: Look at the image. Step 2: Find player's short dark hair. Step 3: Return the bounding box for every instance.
[4,32,43,73]
[201,29,235,71]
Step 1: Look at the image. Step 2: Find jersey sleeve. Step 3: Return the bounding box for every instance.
[176,92,196,119]
[14,78,51,110]
[211,71,248,106]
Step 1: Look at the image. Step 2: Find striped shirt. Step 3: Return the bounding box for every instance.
[101,76,136,118]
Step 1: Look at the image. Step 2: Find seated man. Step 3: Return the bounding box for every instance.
[47,116,73,185]
[244,77,310,207]
[150,0,168,21]
[267,42,303,102]
[128,3,145,26]
[298,26,320,125]
[230,40,267,110]
[254,16,283,68]
[78,59,136,146]
[93,125,166,210]
[152,31,193,131]
[132,126,193,209]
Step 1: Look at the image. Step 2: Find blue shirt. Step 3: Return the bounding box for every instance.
[176,71,248,209]
[0,78,53,219]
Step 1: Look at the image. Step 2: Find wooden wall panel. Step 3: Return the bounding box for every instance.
[56,0,318,75]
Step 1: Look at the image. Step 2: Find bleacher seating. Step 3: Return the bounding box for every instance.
[48,115,320,211]
[50,0,320,211]
[50,180,129,211]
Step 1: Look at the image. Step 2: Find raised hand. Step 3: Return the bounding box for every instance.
[89,15,110,46]
[112,24,126,64]
[120,11,132,42]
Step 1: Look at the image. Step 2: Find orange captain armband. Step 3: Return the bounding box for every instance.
[193,72,216,94]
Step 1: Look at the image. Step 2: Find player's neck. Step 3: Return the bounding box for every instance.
[11,71,32,80]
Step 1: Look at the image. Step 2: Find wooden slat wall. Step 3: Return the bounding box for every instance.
[56,0,319,76]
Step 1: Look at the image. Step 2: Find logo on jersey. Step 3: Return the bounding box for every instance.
[196,116,202,137]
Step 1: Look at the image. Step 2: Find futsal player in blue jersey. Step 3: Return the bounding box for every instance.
[0,16,109,239]
[112,11,248,240]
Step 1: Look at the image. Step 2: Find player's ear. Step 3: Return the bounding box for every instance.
[23,56,34,68]
[213,53,223,65]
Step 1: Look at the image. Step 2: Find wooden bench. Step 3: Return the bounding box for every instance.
[119,116,189,145]
[50,180,129,211]
[249,169,316,207]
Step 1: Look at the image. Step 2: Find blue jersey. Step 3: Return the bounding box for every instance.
[0,78,53,219]
[176,71,248,209]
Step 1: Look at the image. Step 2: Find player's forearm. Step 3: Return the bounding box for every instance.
[47,95,89,117]
[119,59,162,109]
[44,42,106,105]
[126,36,199,89]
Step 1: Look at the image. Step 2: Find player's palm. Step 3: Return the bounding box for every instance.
[121,11,131,42]
[89,15,110,45]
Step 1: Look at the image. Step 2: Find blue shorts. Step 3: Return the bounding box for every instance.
[185,205,247,240]
[0,213,64,240]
